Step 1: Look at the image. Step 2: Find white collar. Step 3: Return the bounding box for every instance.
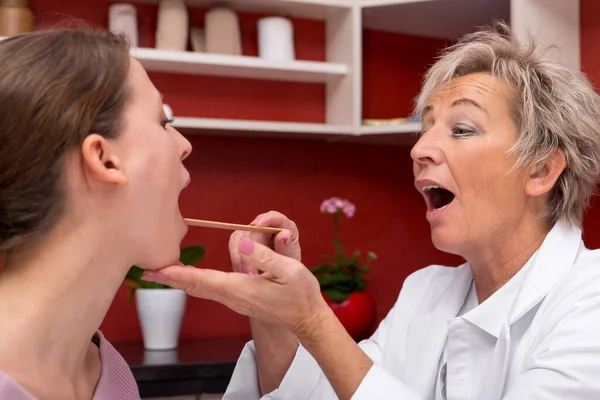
[456,219,582,334]
[460,252,536,338]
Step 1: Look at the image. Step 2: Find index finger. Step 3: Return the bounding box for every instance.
[144,265,230,300]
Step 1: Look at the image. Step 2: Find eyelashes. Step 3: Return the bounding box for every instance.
[451,124,478,138]
[160,118,174,129]
[418,124,479,139]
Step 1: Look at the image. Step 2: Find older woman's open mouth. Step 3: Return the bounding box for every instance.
[417,181,456,212]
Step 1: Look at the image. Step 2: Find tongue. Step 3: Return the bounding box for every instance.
[430,188,455,209]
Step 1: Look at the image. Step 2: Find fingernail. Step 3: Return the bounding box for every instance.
[236,263,243,273]
[141,274,156,282]
[240,238,254,255]
[284,234,292,246]
[142,272,168,282]
[250,217,260,225]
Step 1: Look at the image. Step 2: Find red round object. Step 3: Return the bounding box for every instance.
[323,291,376,341]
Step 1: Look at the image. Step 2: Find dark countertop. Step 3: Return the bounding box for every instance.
[114,337,250,398]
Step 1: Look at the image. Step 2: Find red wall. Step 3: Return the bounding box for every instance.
[580,0,600,249]
[24,0,600,342]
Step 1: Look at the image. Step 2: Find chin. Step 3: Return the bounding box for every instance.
[144,249,180,270]
[429,225,463,256]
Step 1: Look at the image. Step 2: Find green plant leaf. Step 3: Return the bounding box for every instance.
[126,266,145,281]
[318,271,353,288]
[354,276,367,292]
[310,263,331,275]
[123,279,142,289]
[141,281,170,289]
[324,288,350,303]
[128,287,136,302]
[180,245,205,266]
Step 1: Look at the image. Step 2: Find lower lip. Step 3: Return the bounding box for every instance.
[426,200,454,221]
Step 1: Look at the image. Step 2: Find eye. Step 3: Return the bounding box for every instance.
[451,124,477,138]
[160,118,174,129]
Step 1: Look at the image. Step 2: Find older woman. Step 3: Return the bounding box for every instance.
[146,23,600,399]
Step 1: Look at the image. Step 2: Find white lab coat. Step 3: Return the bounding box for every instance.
[224,220,600,399]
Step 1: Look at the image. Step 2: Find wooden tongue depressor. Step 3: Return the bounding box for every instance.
[184,218,283,234]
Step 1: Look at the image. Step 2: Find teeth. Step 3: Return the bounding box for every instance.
[422,184,440,191]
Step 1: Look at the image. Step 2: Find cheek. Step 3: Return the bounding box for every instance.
[453,147,520,208]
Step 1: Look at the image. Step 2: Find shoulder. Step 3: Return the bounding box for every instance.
[401,263,468,296]
[390,262,469,315]
[551,246,600,300]
[94,331,140,399]
[537,247,600,329]
[0,371,35,400]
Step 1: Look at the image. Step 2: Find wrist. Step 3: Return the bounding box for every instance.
[292,301,337,345]
[251,318,296,339]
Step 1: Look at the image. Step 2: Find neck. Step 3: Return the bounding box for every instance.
[467,216,551,303]
[0,220,131,381]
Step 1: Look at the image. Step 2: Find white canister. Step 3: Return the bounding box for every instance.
[156,0,189,51]
[136,288,186,350]
[258,17,295,61]
[108,3,138,47]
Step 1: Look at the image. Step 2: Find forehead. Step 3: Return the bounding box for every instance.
[425,72,513,112]
[127,57,160,101]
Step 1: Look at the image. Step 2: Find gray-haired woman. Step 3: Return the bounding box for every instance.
[146,23,600,399]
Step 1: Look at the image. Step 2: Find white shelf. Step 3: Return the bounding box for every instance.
[131,47,348,83]
[120,0,354,20]
[172,117,355,137]
[359,121,421,135]
[170,116,423,144]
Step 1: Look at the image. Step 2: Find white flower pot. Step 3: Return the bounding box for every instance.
[135,288,186,350]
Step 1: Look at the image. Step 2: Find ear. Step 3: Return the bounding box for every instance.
[81,134,126,185]
[525,148,566,197]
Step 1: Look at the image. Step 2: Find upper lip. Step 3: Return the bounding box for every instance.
[414,178,453,194]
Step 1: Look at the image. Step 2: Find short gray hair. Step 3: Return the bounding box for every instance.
[416,22,600,227]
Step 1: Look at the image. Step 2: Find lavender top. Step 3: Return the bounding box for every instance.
[0,331,140,399]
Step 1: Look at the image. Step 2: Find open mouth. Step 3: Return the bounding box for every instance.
[422,185,455,211]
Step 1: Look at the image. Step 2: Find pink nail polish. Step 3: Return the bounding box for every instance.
[284,235,292,245]
[239,238,254,255]
[154,273,168,281]
[236,263,243,273]
[250,217,260,225]
[141,274,156,282]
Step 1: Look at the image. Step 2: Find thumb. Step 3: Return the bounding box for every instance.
[239,237,288,277]
[142,265,229,300]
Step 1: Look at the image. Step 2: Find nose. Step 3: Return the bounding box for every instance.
[176,129,192,161]
[410,127,443,167]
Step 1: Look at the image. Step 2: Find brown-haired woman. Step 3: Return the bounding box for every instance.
[0,29,191,399]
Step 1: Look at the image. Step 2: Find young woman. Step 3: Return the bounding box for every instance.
[0,29,191,399]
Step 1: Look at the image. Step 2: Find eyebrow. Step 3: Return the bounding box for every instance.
[422,97,487,116]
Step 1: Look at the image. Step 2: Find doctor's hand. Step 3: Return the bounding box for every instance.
[143,238,329,339]
[230,211,301,275]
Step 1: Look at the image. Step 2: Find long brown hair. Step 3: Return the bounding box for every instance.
[0,29,131,254]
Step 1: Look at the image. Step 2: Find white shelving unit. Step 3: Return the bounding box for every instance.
[118,0,580,143]
[131,47,348,83]
[359,121,422,135]
[171,116,421,142]
[172,117,354,137]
